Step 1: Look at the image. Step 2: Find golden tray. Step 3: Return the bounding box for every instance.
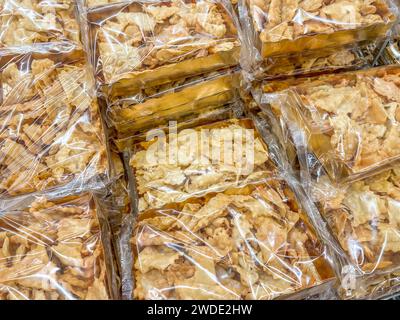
[111,71,240,135]
[261,22,395,58]
[114,103,241,151]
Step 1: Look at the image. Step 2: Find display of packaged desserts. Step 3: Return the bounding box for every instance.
[0,0,399,301]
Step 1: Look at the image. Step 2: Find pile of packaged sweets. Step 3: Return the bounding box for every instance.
[1,0,400,300]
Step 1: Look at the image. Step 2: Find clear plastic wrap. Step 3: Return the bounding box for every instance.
[247,87,301,171]
[84,0,239,11]
[106,69,241,137]
[312,167,400,299]
[322,169,400,273]
[130,179,335,300]
[239,0,397,80]
[0,49,108,199]
[385,39,400,64]
[101,152,131,235]
[0,0,81,48]
[257,46,371,80]
[86,0,241,97]
[113,98,245,151]
[0,192,117,300]
[242,0,396,58]
[94,154,131,298]
[128,118,279,213]
[260,65,400,184]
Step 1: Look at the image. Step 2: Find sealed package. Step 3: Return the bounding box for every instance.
[242,0,396,58]
[0,192,116,300]
[0,0,81,48]
[316,168,400,299]
[107,69,241,137]
[0,50,108,198]
[352,272,400,299]
[239,0,397,79]
[128,118,278,213]
[93,151,131,295]
[113,101,244,151]
[260,66,400,184]
[101,152,131,235]
[87,0,241,97]
[130,180,335,300]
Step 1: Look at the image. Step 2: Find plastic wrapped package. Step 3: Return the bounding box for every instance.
[311,167,400,299]
[86,0,241,97]
[127,118,282,213]
[241,0,396,58]
[259,65,400,184]
[237,89,300,174]
[128,179,335,300]
[106,69,241,137]
[239,0,397,79]
[0,50,108,199]
[0,0,81,48]
[0,192,118,300]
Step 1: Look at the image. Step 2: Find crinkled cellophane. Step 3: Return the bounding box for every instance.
[129,118,279,213]
[0,50,108,198]
[108,69,241,139]
[0,0,81,48]
[274,66,400,183]
[132,180,335,300]
[0,192,114,300]
[247,0,396,58]
[88,0,241,97]
[240,0,396,80]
